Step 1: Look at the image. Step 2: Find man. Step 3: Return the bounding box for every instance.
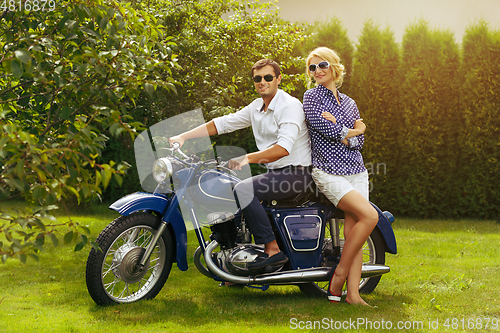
[169,59,311,272]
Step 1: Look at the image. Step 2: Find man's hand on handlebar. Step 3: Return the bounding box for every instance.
[228,155,249,170]
[168,136,184,148]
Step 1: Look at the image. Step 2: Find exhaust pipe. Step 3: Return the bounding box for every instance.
[203,240,390,285]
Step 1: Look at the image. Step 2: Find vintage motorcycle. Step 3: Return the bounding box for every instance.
[85,110,397,305]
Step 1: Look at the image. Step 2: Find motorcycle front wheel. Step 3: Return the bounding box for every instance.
[298,221,386,297]
[85,212,174,305]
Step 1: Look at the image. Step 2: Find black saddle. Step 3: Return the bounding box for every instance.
[262,183,346,218]
[263,182,329,208]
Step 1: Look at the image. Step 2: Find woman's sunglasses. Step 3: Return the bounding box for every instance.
[309,61,330,72]
[253,74,276,83]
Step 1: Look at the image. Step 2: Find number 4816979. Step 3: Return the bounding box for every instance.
[1,0,56,11]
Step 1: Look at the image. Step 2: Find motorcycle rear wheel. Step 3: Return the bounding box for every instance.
[86,212,174,305]
[298,225,386,297]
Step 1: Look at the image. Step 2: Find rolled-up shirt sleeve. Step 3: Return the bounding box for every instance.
[303,90,347,142]
[273,99,305,153]
[347,135,364,150]
[276,122,300,153]
[346,101,364,150]
[213,105,252,134]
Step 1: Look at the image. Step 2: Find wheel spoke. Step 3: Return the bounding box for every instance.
[138,232,154,248]
[126,229,140,245]
[102,262,119,278]
[149,262,161,272]
[104,277,120,296]
[118,232,129,244]
[126,284,131,297]
[150,256,159,265]
[117,284,127,299]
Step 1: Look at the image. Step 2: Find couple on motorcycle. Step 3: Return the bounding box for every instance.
[169,47,378,306]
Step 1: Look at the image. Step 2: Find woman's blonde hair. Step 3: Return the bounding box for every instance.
[306,47,345,89]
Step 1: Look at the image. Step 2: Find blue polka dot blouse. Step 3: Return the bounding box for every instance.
[303,84,367,176]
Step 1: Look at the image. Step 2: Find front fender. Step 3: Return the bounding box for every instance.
[371,202,397,254]
[109,192,169,216]
[109,192,189,271]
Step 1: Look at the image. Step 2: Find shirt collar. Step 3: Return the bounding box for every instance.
[316,84,343,102]
[256,89,282,113]
[258,102,266,112]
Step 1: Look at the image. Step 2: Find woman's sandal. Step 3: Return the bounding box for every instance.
[327,291,342,303]
[327,270,343,303]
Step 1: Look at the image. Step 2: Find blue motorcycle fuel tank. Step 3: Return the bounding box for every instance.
[187,169,241,209]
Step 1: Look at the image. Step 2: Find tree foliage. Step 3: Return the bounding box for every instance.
[100,0,311,183]
[160,0,308,115]
[0,0,178,262]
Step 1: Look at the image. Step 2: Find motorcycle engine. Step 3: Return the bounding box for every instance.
[209,214,266,276]
[213,244,266,277]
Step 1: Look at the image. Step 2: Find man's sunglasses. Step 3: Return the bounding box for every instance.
[253,74,276,83]
[309,61,330,72]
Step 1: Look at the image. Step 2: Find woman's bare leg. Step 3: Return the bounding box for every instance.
[343,213,370,305]
[328,190,378,299]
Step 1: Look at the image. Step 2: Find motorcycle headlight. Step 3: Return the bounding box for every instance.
[152,157,173,183]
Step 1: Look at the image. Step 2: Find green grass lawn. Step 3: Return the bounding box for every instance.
[0,202,499,332]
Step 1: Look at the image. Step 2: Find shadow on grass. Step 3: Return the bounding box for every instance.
[85,282,415,330]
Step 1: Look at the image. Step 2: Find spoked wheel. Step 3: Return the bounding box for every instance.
[86,212,174,305]
[298,218,386,296]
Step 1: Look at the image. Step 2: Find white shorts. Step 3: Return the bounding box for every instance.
[311,168,369,207]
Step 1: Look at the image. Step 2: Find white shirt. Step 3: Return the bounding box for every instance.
[213,89,311,169]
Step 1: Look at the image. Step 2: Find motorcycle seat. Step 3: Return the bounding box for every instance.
[264,185,330,208]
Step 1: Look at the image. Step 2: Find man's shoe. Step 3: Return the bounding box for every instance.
[247,251,288,271]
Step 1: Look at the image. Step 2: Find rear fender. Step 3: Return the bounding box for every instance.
[371,202,397,254]
[109,192,189,271]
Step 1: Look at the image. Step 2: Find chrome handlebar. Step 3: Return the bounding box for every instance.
[162,143,237,176]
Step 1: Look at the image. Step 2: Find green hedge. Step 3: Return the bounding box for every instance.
[458,21,500,218]
[397,20,462,217]
[351,19,499,219]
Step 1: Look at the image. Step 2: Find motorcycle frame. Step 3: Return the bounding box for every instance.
[109,162,397,277]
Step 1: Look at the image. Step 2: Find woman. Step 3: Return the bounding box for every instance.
[303,47,378,306]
